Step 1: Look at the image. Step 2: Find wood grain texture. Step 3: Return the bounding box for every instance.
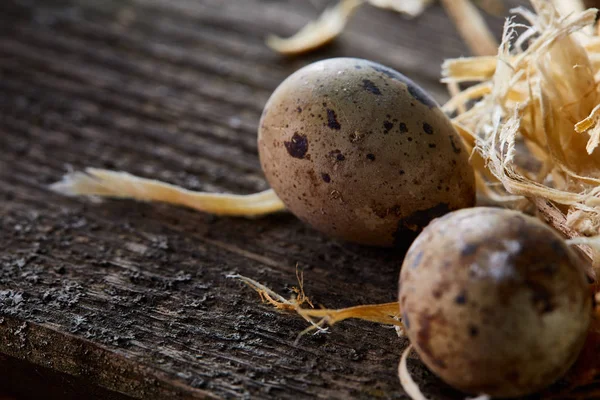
[0,0,521,398]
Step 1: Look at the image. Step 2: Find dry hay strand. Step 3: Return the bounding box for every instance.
[443,0,600,275]
[228,271,402,340]
[50,168,285,217]
[266,0,364,55]
[265,0,508,57]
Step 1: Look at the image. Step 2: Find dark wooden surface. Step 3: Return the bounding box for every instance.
[0,0,520,398]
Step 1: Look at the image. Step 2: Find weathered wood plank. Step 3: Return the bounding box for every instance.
[0,0,522,398]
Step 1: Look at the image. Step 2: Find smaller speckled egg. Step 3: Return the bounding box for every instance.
[258,58,475,246]
[399,207,592,397]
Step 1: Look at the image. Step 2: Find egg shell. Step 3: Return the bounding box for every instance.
[258,58,475,246]
[399,207,592,397]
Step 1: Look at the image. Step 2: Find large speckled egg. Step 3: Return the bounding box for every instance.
[258,58,475,246]
[399,207,591,397]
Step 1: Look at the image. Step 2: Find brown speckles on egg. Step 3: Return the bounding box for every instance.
[423,123,434,135]
[321,173,331,183]
[362,79,382,95]
[468,325,479,338]
[306,170,319,188]
[284,133,308,159]
[399,123,408,133]
[366,154,375,161]
[383,121,393,133]
[455,291,467,304]
[326,109,341,130]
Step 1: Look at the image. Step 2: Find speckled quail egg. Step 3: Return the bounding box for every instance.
[258,57,475,246]
[399,207,592,397]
